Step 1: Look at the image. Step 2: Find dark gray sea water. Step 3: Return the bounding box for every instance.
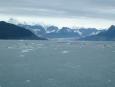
[0,40,115,87]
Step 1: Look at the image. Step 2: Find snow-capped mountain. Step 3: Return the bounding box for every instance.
[0,21,47,40]
[81,25,115,41]
[7,18,103,39]
[18,24,102,39]
[46,26,58,33]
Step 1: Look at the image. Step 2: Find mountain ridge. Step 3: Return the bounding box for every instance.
[0,21,47,40]
[18,24,102,39]
[80,25,115,41]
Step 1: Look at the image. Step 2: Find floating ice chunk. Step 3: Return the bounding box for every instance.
[21,49,33,53]
[7,46,14,49]
[19,40,24,42]
[61,50,69,54]
[21,50,29,53]
[31,43,35,45]
[26,80,31,83]
[108,80,111,82]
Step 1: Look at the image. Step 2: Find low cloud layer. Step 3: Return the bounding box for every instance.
[0,0,115,28]
[0,0,115,19]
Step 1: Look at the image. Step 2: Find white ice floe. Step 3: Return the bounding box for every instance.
[108,80,112,83]
[61,50,69,54]
[37,44,44,46]
[7,46,14,49]
[31,43,35,45]
[19,40,24,42]
[26,80,31,83]
[21,49,33,53]
[21,50,29,53]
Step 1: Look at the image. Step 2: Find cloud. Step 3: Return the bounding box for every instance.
[0,0,115,20]
[0,0,115,28]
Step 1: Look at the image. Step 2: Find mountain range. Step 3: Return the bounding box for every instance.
[80,25,115,41]
[0,21,47,40]
[0,19,115,41]
[18,24,103,39]
[8,18,104,39]
[17,23,115,41]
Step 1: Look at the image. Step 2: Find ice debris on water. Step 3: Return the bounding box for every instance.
[61,50,69,54]
[21,50,29,53]
[26,80,31,83]
[21,49,33,53]
[108,79,112,83]
[7,46,14,49]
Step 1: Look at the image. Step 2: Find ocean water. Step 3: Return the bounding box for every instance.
[0,40,115,87]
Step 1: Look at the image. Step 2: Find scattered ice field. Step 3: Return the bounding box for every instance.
[0,40,115,87]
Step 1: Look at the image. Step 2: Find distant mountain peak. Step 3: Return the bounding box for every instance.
[109,25,115,30]
[80,25,115,41]
[7,18,20,25]
[0,21,7,24]
[0,21,47,40]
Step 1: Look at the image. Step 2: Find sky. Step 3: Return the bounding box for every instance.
[0,0,115,29]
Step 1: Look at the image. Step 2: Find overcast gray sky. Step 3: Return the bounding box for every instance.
[0,0,115,28]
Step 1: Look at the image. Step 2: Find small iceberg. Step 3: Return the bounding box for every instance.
[26,80,31,83]
[21,49,33,53]
[61,50,69,54]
